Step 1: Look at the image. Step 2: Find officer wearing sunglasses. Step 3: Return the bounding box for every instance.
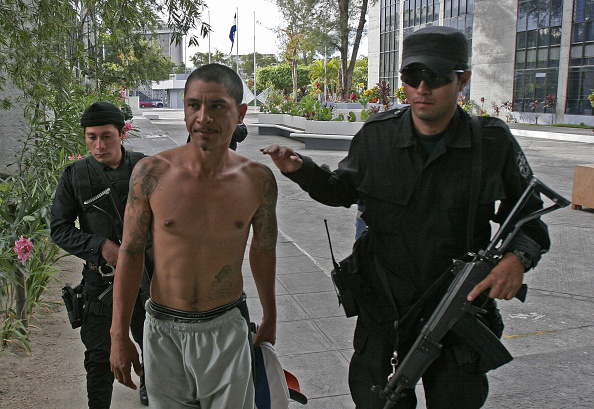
[262,25,549,409]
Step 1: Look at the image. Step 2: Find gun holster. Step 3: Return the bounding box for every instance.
[332,231,372,318]
[61,282,85,329]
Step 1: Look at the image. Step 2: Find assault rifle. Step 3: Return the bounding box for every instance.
[375,176,570,408]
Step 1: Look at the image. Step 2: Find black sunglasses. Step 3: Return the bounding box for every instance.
[400,69,465,89]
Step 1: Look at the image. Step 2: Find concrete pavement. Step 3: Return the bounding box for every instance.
[123,107,593,409]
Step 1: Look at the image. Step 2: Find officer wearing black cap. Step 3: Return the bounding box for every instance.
[51,101,150,408]
[263,26,550,408]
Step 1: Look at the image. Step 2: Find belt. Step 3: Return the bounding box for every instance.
[86,262,115,279]
[83,298,112,317]
[146,293,246,323]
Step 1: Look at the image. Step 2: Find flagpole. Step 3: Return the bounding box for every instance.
[253,11,257,108]
[236,7,239,72]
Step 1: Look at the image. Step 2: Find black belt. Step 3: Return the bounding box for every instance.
[83,298,112,317]
[146,293,246,323]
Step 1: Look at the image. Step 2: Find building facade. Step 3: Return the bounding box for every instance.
[368,0,594,125]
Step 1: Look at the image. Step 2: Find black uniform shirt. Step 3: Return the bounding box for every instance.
[50,147,143,267]
[286,106,550,306]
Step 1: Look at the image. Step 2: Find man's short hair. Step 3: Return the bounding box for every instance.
[185,64,244,105]
[401,26,469,76]
[80,101,125,130]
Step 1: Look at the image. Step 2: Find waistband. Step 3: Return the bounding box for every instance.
[146,292,246,323]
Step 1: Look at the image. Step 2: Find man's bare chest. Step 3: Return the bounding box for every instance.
[150,177,260,234]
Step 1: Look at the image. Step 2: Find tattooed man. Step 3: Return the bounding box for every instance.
[110,63,278,409]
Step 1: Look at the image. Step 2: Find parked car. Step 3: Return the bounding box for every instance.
[139,99,163,108]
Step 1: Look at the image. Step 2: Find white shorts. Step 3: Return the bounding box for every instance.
[144,304,254,409]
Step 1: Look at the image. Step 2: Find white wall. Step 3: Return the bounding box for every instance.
[368,1,381,87]
[469,0,517,116]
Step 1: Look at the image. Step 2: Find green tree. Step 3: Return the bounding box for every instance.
[189,49,234,68]
[174,61,191,74]
[1,0,209,120]
[257,64,309,94]
[274,0,318,100]
[335,0,373,100]
[274,0,376,101]
[240,53,280,78]
[101,35,176,90]
[352,56,368,90]
[309,58,340,99]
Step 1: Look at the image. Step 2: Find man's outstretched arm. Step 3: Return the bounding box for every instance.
[110,158,156,389]
[250,166,278,348]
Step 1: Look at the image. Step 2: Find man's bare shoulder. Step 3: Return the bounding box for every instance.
[231,151,275,181]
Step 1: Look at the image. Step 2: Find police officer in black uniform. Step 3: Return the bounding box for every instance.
[263,26,550,408]
[51,102,150,408]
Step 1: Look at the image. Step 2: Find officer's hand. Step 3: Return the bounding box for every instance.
[468,252,525,301]
[101,240,120,266]
[260,145,303,174]
[110,335,143,390]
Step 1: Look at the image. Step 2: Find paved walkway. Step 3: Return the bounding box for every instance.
[124,107,593,409]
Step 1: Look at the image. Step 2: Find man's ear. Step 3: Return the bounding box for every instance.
[458,71,471,91]
[238,103,248,123]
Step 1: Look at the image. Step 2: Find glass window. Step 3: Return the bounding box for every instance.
[527,2,539,30]
[551,0,562,26]
[550,27,562,45]
[537,48,549,68]
[467,0,474,14]
[514,71,525,98]
[453,0,459,17]
[527,30,538,47]
[546,70,558,96]
[539,0,550,28]
[539,28,549,46]
[460,0,467,14]
[585,43,594,65]
[526,49,537,68]
[517,31,527,49]
[535,76,546,101]
[518,2,528,31]
[570,45,583,66]
[574,0,586,23]
[516,50,527,69]
[549,46,560,67]
[567,70,581,99]
[573,22,585,43]
[587,21,594,41]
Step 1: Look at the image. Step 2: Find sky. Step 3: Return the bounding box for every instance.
[185,0,283,65]
[184,0,368,67]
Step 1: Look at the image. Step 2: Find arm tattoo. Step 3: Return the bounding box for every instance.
[121,159,160,255]
[251,171,278,253]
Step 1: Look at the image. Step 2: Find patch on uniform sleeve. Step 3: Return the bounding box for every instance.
[516,151,532,179]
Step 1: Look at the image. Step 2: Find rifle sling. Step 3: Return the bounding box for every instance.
[88,156,126,222]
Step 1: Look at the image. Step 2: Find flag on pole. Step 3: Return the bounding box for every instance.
[229,13,237,54]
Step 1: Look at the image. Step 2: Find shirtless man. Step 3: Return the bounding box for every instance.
[110,63,278,408]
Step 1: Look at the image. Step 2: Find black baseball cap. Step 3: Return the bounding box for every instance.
[401,26,469,75]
